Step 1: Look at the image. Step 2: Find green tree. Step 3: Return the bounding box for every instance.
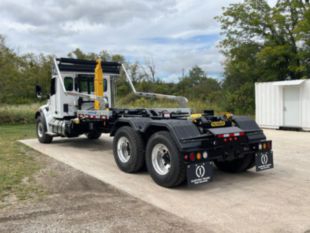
[177,66,221,105]
[67,48,121,62]
[295,5,310,75]
[216,0,310,114]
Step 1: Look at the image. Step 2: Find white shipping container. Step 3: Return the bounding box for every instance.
[255,80,310,131]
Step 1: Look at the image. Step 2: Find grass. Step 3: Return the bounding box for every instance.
[0,103,42,125]
[0,124,44,204]
[0,96,224,125]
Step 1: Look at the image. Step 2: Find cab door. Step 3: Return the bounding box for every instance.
[48,76,58,117]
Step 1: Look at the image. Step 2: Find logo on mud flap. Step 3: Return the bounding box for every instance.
[261,153,268,165]
[195,165,206,178]
[187,162,213,185]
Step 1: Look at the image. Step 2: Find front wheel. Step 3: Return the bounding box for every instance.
[36,116,53,144]
[214,154,255,173]
[86,131,102,140]
[145,131,185,188]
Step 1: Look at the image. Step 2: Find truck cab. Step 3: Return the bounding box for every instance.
[35,58,121,141]
[48,58,119,118]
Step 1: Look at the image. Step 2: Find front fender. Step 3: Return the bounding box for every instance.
[35,105,52,133]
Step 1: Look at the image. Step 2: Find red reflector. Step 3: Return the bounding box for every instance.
[239,132,245,136]
[184,154,189,161]
[266,141,272,150]
[217,134,224,138]
[190,152,195,161]
[229,133,234,137]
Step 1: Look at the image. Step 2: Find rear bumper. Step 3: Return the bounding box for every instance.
[182,140,272,163]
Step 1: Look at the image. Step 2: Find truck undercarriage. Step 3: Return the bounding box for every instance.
[35,58,273,187]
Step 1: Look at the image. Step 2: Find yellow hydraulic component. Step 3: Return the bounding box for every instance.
[224,112,233,120]
[190,113,202,119]
[189,113,227,127]
[94,59,104,110]
[188,113,202,123]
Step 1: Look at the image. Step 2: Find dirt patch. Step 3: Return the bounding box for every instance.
[0,153,208,233]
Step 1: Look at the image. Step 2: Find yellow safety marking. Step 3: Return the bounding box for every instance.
[211,121,226,127]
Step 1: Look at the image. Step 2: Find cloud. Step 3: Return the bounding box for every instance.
[0,0,275,81]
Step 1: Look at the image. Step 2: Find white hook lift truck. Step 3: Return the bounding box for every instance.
[35,57,274,187]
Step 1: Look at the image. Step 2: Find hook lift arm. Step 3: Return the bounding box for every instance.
[121,64,188,108]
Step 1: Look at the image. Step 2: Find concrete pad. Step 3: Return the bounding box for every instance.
[21,129,310,233]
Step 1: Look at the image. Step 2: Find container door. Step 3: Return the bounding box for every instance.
[283,86,300,127]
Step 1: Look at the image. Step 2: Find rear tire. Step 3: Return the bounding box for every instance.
[113,126,145,173]
[86,131,102,140]
[215,154,255,173]
[145,131,185,188]
[36,116,53,144]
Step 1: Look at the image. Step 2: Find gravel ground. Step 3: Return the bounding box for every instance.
[19,130,310,233]
[0,154,207,233]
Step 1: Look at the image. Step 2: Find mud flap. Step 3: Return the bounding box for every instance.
[255,151,274,171]
[187,162,213,185]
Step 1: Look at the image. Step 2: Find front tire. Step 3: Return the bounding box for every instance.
[145,131,185,188]
[36,116,53,144]
[113,126,145,173]
[86,131,102,140]
[214,154,255,173]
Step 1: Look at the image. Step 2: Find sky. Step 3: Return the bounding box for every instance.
[0,0,277,82]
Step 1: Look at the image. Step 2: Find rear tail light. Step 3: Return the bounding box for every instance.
[217,132,246,143]
[190,152,195,161]
[185,151,209,161]
[266,141,272,150]
[258,141,272,150]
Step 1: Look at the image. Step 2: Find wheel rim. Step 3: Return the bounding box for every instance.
[37,122,44,138]
[117,136,131,163]
[151,143,171,175]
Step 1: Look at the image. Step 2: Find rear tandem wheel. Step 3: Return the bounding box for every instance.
[113,126,145,173]
[145,131,186,188]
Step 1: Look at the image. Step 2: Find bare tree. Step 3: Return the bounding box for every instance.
[142,57,156,82]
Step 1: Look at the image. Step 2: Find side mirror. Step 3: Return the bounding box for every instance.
[35,85,42,99]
